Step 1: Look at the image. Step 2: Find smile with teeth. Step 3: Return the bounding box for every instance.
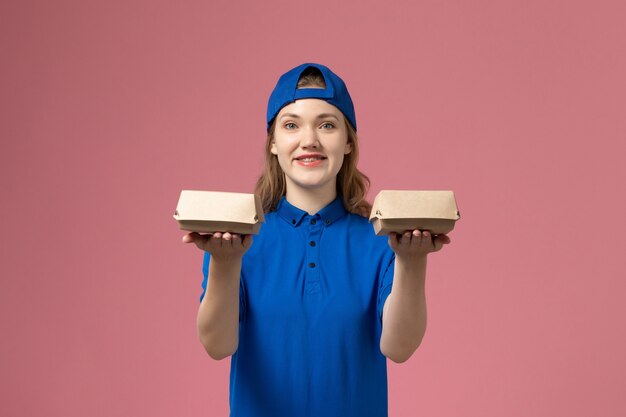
[294,155,326,167]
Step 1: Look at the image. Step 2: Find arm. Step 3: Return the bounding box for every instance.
[197,256,241,360]
[184,232,253,360]
[380,230,450,363]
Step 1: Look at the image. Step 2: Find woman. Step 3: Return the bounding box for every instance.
[183,63,451,417]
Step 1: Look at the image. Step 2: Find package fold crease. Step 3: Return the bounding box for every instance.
[173,190,264,234]
[369,190,460,235]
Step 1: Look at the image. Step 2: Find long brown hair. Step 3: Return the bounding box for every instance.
[254,68,372,217]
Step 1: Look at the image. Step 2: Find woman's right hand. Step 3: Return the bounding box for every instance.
[182,232,253,261]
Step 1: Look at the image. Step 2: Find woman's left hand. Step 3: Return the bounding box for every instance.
[388,229,451,260]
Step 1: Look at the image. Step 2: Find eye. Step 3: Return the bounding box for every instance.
[320,122,335,129]
[284,122,297,130]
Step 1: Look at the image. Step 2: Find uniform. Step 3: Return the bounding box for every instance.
[200,195,396,417]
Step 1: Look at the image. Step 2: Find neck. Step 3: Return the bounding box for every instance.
[285,182,337,215]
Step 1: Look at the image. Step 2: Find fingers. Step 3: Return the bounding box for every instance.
[182,232,211,251]
[389,229,452,254]
[436,234,451,244]
[183,231,254,255]
[211,232,254,254]
[181,232,222,251]
[410,230,422,245]
[388,232,399,250]
[220,232,245,249]
[212,232,224,248]
[242,234,254,250]
[396,230,428,246]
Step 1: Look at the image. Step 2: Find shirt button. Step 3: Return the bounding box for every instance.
[291,219,296,225]
[309,241,316,247]
[309,262,316,268]
[325,219,331,225]
[310,219,316,225]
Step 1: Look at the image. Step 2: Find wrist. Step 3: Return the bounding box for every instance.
[209,256,243,275]
[395,254,427,270]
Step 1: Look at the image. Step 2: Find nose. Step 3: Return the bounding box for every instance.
[300,126,319,148]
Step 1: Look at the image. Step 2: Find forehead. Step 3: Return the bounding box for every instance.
[277,99,344,120]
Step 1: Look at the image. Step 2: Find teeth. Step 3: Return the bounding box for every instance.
[300,158,319,162]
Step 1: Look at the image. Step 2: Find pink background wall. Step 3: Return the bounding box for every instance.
[1,0,624,416]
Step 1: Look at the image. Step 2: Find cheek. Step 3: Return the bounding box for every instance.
[274,139,299,159]
[336,155,347,170]
[331,144,349,162]
[273,147,292,169]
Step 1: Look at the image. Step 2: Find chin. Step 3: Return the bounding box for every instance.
[288,177,334,191]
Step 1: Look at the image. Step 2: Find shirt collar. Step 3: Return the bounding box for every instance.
[276,195,348,227]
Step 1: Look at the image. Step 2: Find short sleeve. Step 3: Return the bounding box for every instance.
[377,249,396,322]
[199,251,246,322]
[200,251,210,302]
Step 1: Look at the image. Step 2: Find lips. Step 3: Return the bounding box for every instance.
[294,153,327,162]
[293,153,326,168]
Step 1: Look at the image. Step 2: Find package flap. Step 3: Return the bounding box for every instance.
[173,190,264,234]
[369,190,460,221]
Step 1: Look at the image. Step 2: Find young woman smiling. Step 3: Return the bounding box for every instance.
[183,63,451,417]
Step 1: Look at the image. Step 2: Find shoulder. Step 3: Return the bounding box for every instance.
[258,210,281,235]
[243,210,280,256]
[339,212,392,254]
[345,212,385,238]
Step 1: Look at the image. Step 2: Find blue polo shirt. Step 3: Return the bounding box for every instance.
[200,196,396,417]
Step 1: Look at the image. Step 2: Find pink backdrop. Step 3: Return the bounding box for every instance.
[1,0,625,416]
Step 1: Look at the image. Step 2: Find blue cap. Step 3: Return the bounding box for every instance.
[266,63,357,132]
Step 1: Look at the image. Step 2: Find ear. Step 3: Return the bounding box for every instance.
[270,141,278,155]
[344,141,352,155]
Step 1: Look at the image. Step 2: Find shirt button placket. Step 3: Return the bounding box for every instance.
[306,215,322,295]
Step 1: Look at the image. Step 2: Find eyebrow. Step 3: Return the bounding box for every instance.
[279,113,340,121]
